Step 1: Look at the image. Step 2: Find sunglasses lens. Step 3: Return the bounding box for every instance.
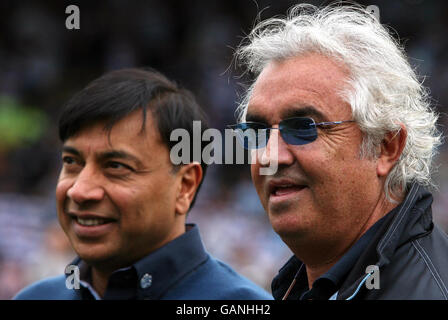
[229,117,318,149]
[280,118,317,145]
[230,123,268,149]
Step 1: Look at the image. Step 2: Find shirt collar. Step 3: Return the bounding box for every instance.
[67,223,208,300]
[287,211,392,300]
[132,223,208,299]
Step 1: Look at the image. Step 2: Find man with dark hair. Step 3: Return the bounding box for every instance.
[14,68,271,300]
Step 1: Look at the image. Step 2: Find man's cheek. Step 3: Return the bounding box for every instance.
[56,179,72,206]
[252,176,266,203]
[250,163,259,183]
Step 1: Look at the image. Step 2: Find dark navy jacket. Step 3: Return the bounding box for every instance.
[14,224,272,300]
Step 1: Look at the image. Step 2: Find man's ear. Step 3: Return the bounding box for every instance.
[377,123,407,177]
[175,163,203,216]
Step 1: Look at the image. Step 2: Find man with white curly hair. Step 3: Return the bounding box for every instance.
[231,3,448,300]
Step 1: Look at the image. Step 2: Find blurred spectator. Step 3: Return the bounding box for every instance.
[24,221,75,285]
[0,258,27,300]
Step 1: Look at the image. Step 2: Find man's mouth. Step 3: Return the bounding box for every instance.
[68,212,117,227]
[271,185,306,197]
[67,212,118,237]
[76,217,113,226]
[267,179,308,201]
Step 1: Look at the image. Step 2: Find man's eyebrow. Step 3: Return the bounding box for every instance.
[62,146,143,166]
[281,106,328,122]
[62,146,81,156]
[245,106,328,124]
[98,150,143,166]
[244,113,268,124]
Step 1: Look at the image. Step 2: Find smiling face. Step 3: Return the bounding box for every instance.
[56,110,186,271]
[249,54,384,254]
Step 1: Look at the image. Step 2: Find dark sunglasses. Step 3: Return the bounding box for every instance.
[228,117,355,149]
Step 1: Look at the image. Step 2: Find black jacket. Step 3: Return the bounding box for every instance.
[272,183,448,300]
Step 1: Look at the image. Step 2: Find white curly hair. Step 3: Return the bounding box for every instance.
[235,2,443,201]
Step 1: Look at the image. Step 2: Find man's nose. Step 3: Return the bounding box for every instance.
[257,128,295,166]
[66,166,105,204]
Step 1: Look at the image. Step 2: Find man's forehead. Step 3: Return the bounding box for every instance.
[71,110,158,141]
[247,54,351,123]
[62,111,161,155]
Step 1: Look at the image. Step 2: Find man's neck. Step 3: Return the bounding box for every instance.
[91,267,112,298]
[299,194,401,289]
[305,257,341,290]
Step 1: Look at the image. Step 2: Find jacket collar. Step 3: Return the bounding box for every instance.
[337,182,434,299]
[376,183,433,267]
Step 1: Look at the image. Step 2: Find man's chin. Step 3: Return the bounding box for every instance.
[269,211,311,240]
[72,242,117,265]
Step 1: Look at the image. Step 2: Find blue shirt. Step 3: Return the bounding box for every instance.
[14,224,272,300]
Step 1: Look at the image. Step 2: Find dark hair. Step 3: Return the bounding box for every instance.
[58,67,209,210]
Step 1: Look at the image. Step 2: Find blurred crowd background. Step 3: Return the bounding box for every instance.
[0,0,447,299]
